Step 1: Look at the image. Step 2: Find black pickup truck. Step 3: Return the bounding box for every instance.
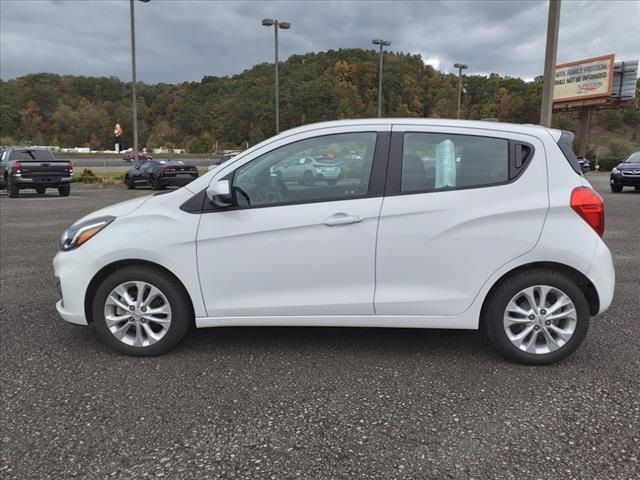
[0,147,73,197]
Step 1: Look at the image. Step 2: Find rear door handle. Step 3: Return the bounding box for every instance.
[325,212,365,226]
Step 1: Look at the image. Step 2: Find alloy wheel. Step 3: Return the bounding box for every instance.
[103,281,172,347]
[503,285,577,355]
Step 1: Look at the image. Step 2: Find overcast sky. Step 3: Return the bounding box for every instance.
[1,0,638,84]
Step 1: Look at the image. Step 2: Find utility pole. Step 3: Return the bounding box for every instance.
[129,0,149,163]
[540,0,561,127]
[454,63,468,119]
[262,19,291,134]
[372,39,391,118]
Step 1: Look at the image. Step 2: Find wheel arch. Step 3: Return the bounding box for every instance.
[479,261,600,322]
[84,259,195,324]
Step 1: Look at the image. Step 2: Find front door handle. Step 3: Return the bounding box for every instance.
[325,212,365,226]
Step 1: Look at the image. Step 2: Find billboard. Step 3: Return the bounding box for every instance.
[553,54,615,103]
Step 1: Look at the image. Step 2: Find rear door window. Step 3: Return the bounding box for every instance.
[401,133,509,193]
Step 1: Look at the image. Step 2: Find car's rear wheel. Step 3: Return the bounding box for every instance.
[302,171,314,186]
[151,175,162,190]
[610,184,623,193]
[482,270,589,365]
[36,187,46,195]
[58,185,70,197]
[92,266,192,356]
[8,177,19,198]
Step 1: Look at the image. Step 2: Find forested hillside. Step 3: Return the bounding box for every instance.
[1,48,638,157]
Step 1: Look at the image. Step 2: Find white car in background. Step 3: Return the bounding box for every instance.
[53,119,614,364]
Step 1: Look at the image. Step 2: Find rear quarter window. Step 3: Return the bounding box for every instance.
[557,131,582,175]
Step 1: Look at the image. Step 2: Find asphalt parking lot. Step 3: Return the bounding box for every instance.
[0,173,638,480]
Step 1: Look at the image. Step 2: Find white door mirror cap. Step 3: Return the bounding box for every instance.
[206,180,232,207]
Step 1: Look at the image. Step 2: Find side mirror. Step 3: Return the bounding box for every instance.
[206,180,232,208]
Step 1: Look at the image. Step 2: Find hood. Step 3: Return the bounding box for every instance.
[73,194,152,225]
[618,162,640,169]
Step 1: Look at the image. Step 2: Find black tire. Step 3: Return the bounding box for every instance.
[125,175,135,190]
[36,187,46,195]
[482,269,590,365]
[635,186,640,191]
[327,179,338,186]
[92,265,192,356]
[58,185,70,197]
[151,176,162,191]
[610,184,623,193]
[302,171,315,186]
[8,177,19,198]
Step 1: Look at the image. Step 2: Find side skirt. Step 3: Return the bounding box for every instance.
[195,315,477,330]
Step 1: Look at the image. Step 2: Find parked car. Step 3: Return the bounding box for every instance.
[208,151,241,171]
[122,150,152,162]
[53,119,614,364]
[272,155,342,185]
[0,147,73,197]
[577,156,591,173]
[124,159,198,190]
[610,151,640,192]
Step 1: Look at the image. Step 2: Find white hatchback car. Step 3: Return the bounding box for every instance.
[54,119,615,364]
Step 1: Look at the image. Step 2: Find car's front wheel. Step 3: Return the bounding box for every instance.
[610,184,623,193]
[92,266,192,356]
[482,270,590,365]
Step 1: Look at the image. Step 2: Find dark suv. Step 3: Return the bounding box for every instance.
[610,152,640,192]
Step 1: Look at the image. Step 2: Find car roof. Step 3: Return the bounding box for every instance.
[275,118,560,140]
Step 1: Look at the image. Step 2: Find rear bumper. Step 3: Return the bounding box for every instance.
[587,240,615,315]
[159,176,197,186]
[610,174,640,186]
[15,176,72,186]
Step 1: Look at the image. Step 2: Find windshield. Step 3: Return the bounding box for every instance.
[9,149,55,161]
[625,152,640,163]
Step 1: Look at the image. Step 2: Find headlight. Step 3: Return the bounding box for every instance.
[60,216,115,251]
[612,167,620,174]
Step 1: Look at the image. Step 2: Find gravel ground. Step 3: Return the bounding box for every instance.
[0,173,638,480]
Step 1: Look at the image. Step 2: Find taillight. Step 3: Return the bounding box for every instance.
[67,161,74,175]
[570,187,604,237]
[13,161,22,173]
[189,166,197,172]
[161,167,176,173]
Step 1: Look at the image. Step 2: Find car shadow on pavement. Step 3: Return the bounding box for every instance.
[179,326,494,362]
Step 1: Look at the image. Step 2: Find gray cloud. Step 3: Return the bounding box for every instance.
[1,0,638,83]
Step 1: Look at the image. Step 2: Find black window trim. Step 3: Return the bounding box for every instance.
[384,130,535,196]
[180,131,391,214]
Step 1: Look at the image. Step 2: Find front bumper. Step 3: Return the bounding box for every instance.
[53,248,97,326]
[610,173,640,186]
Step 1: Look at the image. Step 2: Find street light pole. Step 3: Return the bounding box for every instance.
[262,18,291,134]
[453,63,468,119]
[540,0,561,127]
[372,39,391,118]
[129,0,149,164]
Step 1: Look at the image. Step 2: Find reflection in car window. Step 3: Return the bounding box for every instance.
[625,152,640,163]
[232,132,377,208]
[401,133,509,193]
